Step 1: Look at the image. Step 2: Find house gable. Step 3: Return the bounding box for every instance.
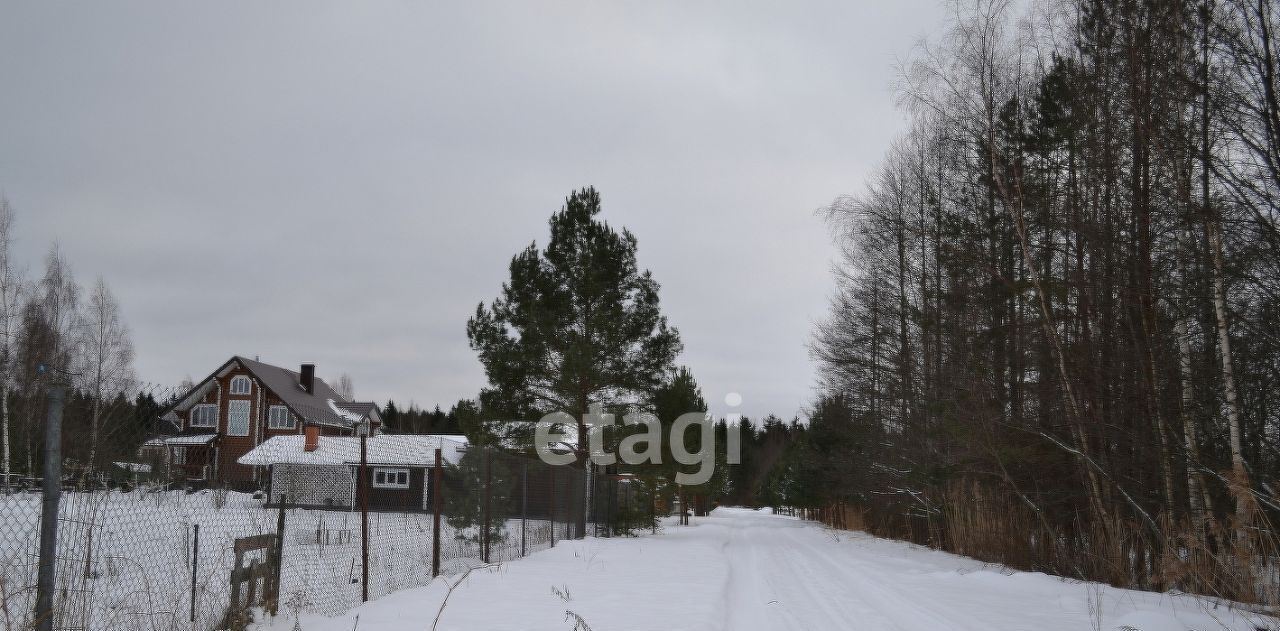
[156,356,384,486]
[160,356,381,437]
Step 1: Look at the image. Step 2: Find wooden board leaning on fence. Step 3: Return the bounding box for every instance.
[223,533,281,630]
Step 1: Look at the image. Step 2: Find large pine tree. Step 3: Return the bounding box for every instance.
[467,187,682,452]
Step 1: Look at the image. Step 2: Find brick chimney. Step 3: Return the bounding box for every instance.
[304,425,320,452]
[300,363,315,394]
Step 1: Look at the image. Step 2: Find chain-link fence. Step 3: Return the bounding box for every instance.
[2,487,289,630]
[268,442,606,622]
[0,383,653,631]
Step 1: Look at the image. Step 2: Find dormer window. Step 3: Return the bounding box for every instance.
[230,375,252,395]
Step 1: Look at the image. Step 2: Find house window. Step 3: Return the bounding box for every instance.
[190,404,217,428]
[268,405,294,430]
[229,375,252,395]
[228,400,250,436]
[172,447,186,465]
[372,468,409,489]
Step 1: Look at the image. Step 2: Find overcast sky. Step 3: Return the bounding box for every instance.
[0,1,944,421]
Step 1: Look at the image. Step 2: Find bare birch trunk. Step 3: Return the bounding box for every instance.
[1175,305,1213,527]
[87,387,101,483]
[1207,219,1251,543]
[1200,0,1251,549]
[87,356,104,482]
[1174,227,1214,536]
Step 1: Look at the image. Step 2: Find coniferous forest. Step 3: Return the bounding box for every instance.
[749,0,1280,604]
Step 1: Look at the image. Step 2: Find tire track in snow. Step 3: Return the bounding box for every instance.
[788,528,994,630]
[718,511,896,630]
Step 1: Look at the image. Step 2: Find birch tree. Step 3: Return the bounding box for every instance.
[0,197,23,492]
[333,373,354,400]
[79,277,134,477]
[38,244,80,373]
[16,245,80,476]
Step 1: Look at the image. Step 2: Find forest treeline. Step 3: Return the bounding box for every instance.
[0,196,157,485]
[755,0,1280,605]
[381,400,465,436]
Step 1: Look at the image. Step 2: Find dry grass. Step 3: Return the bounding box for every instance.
[811,479,1280,609]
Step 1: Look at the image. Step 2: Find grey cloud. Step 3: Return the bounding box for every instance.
[0,0,945,420]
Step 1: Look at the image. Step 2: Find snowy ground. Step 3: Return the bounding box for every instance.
[0,489,558,630]
[255,507,1276,631]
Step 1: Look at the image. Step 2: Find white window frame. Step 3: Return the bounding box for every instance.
[227,400,251,437]
[190,404,217,429]
[372,467,410,489]
[229,375,252,395]
[172,446,186,465]
[268,405,295,430]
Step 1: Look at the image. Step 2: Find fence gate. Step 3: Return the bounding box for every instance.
[223,533,280,630]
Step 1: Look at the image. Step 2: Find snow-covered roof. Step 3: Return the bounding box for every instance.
[237,434,466,467]
[163,434,217,445]
[433,434,468,446]
[160,411,182,431]
[112,462,152,473]
[327,399,370,424]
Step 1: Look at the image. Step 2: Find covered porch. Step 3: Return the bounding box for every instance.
[157,434,218,481]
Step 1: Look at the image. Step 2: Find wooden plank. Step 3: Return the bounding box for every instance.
[234,533,275,554]
[245,560,259,605]
[225,532,280,631]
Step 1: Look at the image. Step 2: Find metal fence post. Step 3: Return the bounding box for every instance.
[271,494,286,615]
[34,383,65,631]
[520,462,527,558]
[679,487,685,526]
[190,524,200,623]
[580,466,588,540]
[482,446,492,564]
[549,466,556,548]
[432,447,442,578]
[83,518,94,580]
[360,434,369,602]
[606,476,614,538]
[650,484,656,534]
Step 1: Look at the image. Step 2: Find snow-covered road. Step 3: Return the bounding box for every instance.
[263,507,1274,631]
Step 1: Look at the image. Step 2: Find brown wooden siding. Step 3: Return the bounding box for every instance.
[357,466,428,512]
[214,364,261,485]
[172,359,361,488]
